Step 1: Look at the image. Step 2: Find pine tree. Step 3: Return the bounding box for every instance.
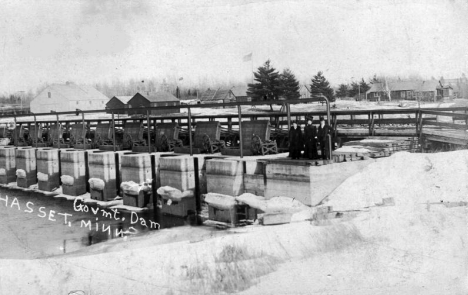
[348,81,360,97]
[278,68,300,100]
[336,84,349,98]
[247,60,281,101]
[310,71,335,102]
[359,78,370,93]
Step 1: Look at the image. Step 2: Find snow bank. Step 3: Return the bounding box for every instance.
[120,181,140,196]
[15,169,26,179]
[37,172,48,182]
[236,193,268,211]
[88,178,105,191]
[235,193,309,214]
[157,186,193,202]
[0,222,365,294]
[204,193,237,210]
[325,150,468,211]
[0,138,10,145]
[204,192,310,215]
[264,196,310,214]
[60,175,74,185]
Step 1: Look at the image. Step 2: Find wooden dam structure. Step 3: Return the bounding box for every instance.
[0,98,467,226]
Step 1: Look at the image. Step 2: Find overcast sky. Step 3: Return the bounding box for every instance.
[1,0,467,93]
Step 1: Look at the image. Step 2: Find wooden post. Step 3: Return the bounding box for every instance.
[153,117,157,150]
[81,112,86,150]
[238,105,243,158]
[112,112,116,152]
[146,110,151,153]
[418,111,424,152]
[227,117,232,131]
[56,114,60,150]
[188,107,193,156]
[33,114,37,148]
[13,115,17,147]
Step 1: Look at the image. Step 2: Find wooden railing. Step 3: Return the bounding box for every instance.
[1,98,468,151]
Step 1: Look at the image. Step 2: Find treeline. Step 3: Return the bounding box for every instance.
[0,91,35,107]
[93,78,248,100]
[336,79,371,99]
[247,60,336,102]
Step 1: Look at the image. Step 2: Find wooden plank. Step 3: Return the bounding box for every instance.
[423,120,468,130]
[422,129,468,139]
[425,135,468,146]
[421,110,468,119]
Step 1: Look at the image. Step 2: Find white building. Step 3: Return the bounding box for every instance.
[30,82,108,113]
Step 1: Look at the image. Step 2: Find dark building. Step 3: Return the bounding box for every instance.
[232,85,252,102]
[127,92,180,115]
[106,96,132,114]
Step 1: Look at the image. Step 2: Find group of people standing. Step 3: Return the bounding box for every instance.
[289,116,334,160]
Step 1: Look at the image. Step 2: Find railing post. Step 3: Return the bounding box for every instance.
[227,117,232,131]
[56,114,60,150]
[465,107,468,127]
[112,111,116,152]
[287,103,291,131]
[81,112,86,150]
[418,110,424,152]
[238,104,243,158]
[13,115,17,147]
[146,110,151,153]
[188,107,193,156]
[415,110,419,135]
[33,114,37,148]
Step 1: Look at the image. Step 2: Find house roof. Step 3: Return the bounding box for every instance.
[111,96,133,104]
[231,86,249,97]
[200,88,234,101]
[418,80,440,92]
[46,83,109,101]
[140,91,179,102]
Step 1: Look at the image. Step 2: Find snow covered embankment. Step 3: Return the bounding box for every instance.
[324,150,468,211]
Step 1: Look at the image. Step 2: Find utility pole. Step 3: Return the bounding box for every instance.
[18,91,25,111]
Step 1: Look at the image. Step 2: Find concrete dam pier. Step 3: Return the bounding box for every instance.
[0,145,374,218]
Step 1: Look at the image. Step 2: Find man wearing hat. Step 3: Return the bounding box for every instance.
[289,120,302,160]
[303,116,318,159]
[317,116,334,160]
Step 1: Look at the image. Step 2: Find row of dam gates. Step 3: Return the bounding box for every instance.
[1,99,467,225]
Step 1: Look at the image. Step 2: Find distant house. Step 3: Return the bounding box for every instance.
[200,88,235,104]
[106,96,133,114]
[127,91,180,115]
[231,86,252,102]
[366,80,445,102]
[30,82,108,113]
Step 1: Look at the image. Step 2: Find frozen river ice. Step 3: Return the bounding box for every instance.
[0,188,185,259]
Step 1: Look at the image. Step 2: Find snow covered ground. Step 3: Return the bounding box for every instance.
[0,151,467,294]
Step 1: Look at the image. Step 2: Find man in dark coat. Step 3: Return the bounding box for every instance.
[303,117,318,159]
[289,121,302,159]
[317,116,334,160]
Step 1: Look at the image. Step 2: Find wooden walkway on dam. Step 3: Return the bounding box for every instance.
[0,99,467,149]
[418,110,468,147]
